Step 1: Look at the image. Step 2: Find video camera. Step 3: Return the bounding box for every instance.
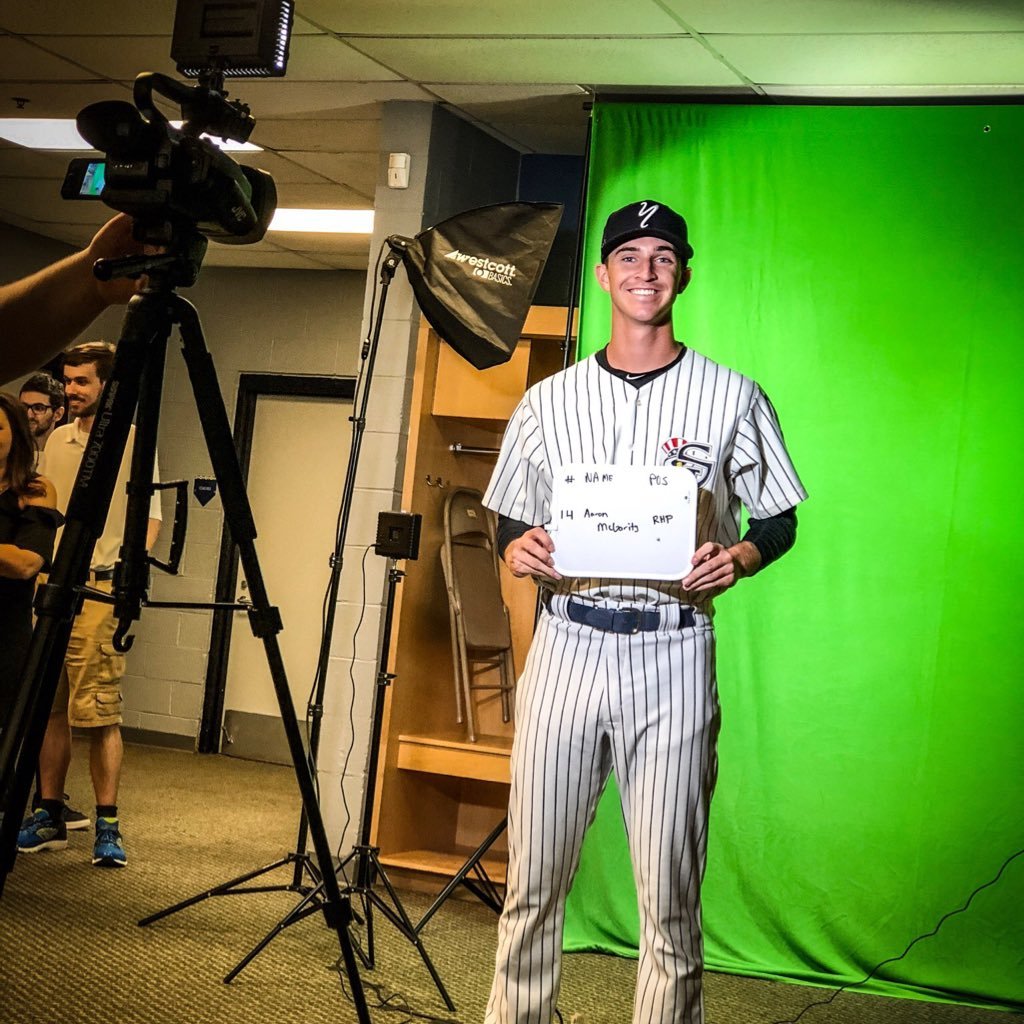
[61,0,293,250]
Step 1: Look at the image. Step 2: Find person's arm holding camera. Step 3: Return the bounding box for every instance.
[0,215,141,385]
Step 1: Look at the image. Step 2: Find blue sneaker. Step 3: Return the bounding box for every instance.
[92,817,127,867]
[18,808,68,853]
[31,794,90,831]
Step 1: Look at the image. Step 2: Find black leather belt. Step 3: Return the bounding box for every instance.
[90,568,115,581]
[544,593,695,634]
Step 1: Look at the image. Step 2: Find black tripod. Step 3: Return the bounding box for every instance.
[335,561,454,1009]
[213,559,456,1010]
[0,233,370,1024]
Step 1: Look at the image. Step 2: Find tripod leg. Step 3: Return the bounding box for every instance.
[366,858,457,1012]
[172,296,369,1024]
[223,881,326,983]
[138,854,297,926]
[416,815,508,932]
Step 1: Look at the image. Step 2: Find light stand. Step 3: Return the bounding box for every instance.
[151,239,451,1008]
[335,555,457,1009]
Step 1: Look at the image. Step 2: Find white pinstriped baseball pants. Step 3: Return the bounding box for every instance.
[485,606,719,1024]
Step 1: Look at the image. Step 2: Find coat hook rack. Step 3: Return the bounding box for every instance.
[449,443,501,457]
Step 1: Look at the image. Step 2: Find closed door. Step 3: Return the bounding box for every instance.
[221,392,352,759]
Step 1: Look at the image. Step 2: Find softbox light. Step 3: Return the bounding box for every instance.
[403,201,563,370]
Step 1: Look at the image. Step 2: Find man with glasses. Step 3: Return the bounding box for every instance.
[16,370,91,832]
[19,372,66,460]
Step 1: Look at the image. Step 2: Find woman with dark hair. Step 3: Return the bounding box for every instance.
[0,392,61,731]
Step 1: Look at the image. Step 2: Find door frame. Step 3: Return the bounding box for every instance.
[198,372,356,753]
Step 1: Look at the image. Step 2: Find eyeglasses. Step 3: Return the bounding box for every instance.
[21,402,55,415]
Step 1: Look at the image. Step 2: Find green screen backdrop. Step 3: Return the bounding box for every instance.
[561,101,1024,1010]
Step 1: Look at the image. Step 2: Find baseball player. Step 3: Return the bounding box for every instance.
[482,199,807,1024]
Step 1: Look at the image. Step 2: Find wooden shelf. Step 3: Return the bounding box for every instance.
[371,307,571,878]
[379,846,508,884]
[397,731,513,784]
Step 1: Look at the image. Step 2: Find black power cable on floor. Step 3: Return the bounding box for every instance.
[773,846,1024,1023]
[331,954,461,1024]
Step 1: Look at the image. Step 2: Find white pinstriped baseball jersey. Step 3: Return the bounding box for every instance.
[483,343,806,1024]
[484,346,807,606]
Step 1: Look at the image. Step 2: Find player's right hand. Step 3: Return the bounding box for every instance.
[504,527,561,581]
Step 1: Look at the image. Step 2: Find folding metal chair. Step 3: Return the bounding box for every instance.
[440,488,515,742]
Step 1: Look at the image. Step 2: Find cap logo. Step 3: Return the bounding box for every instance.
[637,201,659,229]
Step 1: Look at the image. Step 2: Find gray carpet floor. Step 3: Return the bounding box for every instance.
[0,741,1014,1024]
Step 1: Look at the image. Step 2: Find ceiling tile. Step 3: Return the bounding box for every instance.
[0,180,106,225]
[0,82,134,119]
[0,213,88,248]
[282,151,379,194]
[357,37,742,86]
[225,81,431,117]
[765,82,1024,97]
[0,146,70,178]
[298,0,683,35]
[431,84,589,109]
[1,0,320,36]
[665,0,1024,34]
[202,248,332,269]
[272,182,374,207]
[253,118,379,152]
[280,33,402,81]
[31,35,178,80]
[270,229,371,255]
[1,3,176,35]
[289,251,373,270]
[0,34,95,79]
[712,32,1024,86]
[234,150,337,185]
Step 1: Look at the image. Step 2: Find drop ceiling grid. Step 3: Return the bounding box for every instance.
[352,36,744,86]
[296,0,687,36]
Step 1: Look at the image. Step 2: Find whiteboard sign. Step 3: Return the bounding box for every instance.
[546,463,697,580]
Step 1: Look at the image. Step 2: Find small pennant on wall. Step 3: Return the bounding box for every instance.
[193,478,218,506]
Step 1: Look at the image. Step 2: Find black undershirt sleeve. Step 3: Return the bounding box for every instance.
[497,514,533,561]
[742,507,797,573]
[499,509,798,573]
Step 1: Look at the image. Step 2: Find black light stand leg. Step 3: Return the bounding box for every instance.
[137,853,320,926]
[332,562,457,1012]
[414,816,507,934]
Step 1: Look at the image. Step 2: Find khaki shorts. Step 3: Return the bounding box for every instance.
[50,577,126,728]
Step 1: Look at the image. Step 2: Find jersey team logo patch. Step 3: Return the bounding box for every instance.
[661,437,715,486]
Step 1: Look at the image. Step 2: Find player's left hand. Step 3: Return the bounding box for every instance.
[681,541,760,600]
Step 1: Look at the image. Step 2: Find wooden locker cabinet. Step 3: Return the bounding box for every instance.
[370,306,573,888]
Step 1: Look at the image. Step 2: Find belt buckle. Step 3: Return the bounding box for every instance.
[616,607,643,635]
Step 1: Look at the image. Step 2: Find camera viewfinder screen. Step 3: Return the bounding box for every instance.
[80,160,106,197]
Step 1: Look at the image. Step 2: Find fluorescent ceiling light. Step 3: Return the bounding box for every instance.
[0,119,88,150]
[269,209,374,234]
[0,118,261,152]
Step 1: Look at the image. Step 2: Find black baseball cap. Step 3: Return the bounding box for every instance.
[600,200,694,263]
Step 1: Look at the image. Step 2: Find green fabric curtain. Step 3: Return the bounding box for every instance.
[562,101,1024,1010]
